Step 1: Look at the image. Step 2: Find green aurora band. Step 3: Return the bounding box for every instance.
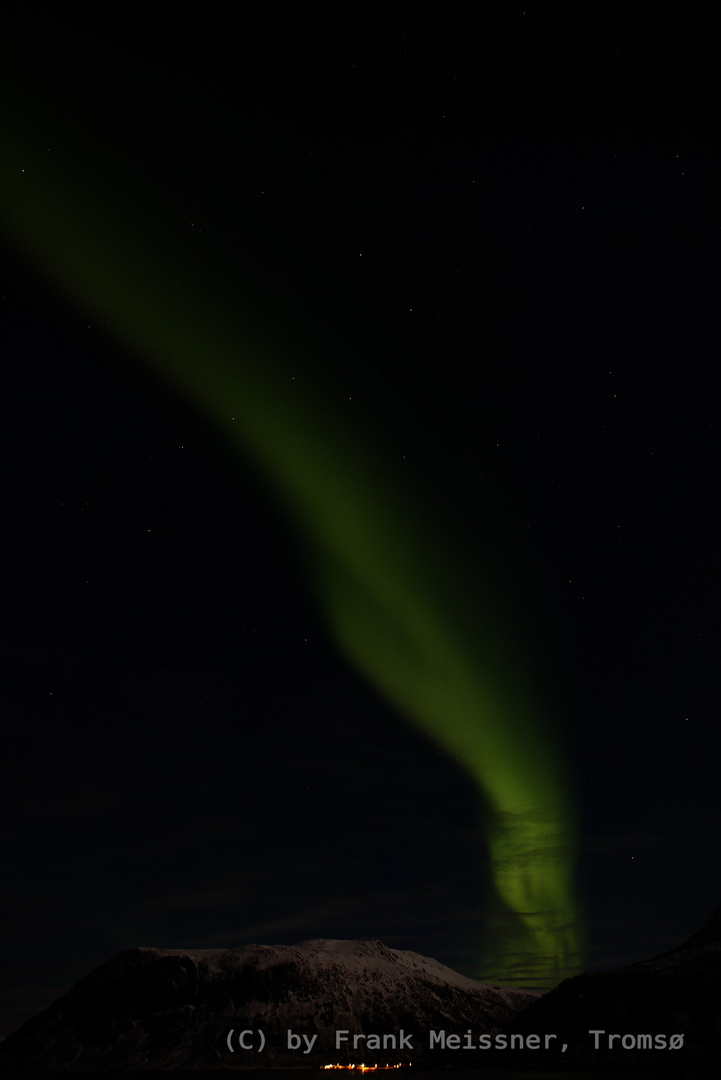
[1,101,584,987]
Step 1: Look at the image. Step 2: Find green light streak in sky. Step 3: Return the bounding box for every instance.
[0,99,584,986]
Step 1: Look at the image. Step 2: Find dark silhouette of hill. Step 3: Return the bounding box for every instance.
[508,903,721,1068]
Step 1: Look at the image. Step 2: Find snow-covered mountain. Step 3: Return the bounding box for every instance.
[0,938,537,1070]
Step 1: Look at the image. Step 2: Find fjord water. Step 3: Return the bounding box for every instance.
[0,1069,699,1080]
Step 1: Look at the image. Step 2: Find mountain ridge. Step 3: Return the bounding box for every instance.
[509,910,721,1067]
[0,937,537,1070]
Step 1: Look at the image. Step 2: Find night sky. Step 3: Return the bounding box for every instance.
[2,7,720,1039]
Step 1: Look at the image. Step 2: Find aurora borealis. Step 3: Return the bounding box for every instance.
[2,5,719,1043]
[1,85,583,985]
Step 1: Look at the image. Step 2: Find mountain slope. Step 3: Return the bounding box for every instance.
[0,938,536,1070]
[509,907,721,1067]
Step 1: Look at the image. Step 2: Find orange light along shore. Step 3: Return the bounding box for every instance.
[322,1064,410,1071]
